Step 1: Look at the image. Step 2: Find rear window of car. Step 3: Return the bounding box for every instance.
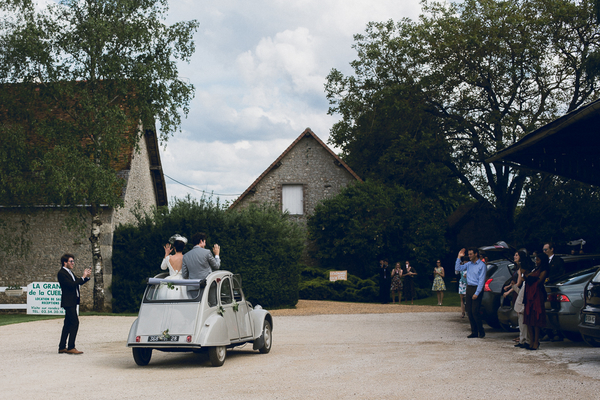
[555,268,598,286]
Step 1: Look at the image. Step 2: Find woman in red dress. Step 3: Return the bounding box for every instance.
[523,252,549,350]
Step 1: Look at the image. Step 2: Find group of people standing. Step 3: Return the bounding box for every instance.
[379,259,450,306]
[379,260,417,304]
[503,242,564,350]
[455,242,564,348]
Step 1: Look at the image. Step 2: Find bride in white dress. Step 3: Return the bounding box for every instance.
[156,235,188,300]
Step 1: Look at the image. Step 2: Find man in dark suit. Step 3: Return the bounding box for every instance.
[542,242,565,342]
[57,253,91,354]
[543,242,565,281]
[378,260,390,304]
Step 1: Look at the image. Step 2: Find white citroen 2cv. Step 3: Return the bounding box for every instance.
[127,270,272,367]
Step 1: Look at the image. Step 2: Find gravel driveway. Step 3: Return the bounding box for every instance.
[2,301,600,399]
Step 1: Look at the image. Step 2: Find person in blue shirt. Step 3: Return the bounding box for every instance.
[455,247,487,338]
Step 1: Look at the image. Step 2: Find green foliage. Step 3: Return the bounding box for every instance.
[512,177,600,252]
[326,0,600,233]
[0,0,198,311]
[299,267,379,302]
[307,180,448,295]
[298,266,433,302]
[0,1,198,207]
[327,77,467,214]
[112,196,304,312]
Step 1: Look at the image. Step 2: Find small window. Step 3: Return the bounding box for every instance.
[232,275,244,302]
[208,281,218,307]
[220,278,233,305]
[282,185,303,215]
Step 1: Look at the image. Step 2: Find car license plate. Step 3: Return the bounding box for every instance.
[148,335,179,342]
[585,314,596,325]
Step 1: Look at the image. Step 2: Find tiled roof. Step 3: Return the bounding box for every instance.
[0,82,167,207]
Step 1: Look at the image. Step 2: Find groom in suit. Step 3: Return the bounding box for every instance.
[57,253,91,354]
[182,233,221,298]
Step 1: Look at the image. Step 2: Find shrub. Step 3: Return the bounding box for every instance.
[112,196,304,312]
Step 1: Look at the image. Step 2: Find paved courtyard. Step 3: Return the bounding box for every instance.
[2,309,600,399]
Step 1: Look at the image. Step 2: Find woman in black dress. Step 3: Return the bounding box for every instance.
[403,261,417,305]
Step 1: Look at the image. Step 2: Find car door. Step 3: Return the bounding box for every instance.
[219,277,240,341]
[232,274,253,338]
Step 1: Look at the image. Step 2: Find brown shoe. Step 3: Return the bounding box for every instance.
[65,348,83,354]
[58,349,68,354]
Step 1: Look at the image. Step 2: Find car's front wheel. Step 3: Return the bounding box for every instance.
[499,321,518,332]
[582,334,600,347]
[132,348,152,366]
[259,320,272,354]
[209,345,226,367]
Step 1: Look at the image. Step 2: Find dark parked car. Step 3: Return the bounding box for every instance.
[544,267,599,342]
[497,255,600,335]
[478,242,519,329]
[578,268,600,347]
[480,259,517,329]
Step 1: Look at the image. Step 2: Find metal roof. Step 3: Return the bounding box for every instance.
[486,99,600,186]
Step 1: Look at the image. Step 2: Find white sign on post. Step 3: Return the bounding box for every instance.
[27,282,65,315]
[329,271,348,281]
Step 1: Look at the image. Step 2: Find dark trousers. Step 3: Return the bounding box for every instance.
[465,285,484,335]
[59,306,79,350]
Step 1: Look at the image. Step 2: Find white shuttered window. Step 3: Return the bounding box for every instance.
[282,185,303,215]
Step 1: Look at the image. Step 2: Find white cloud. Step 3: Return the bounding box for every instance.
[33,0,424,204]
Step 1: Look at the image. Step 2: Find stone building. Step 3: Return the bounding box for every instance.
[229,128,361,225]
[0,129,167,311]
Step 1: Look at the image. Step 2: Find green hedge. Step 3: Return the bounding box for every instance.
[298,266,431,302]
[111,196,304,312]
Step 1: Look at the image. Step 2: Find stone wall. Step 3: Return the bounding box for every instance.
[0,133,158,311]
[234,135,358,223]
[0,206,111,310]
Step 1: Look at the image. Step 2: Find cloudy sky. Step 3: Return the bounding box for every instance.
[40,0,423,204]
[155,0,426,204]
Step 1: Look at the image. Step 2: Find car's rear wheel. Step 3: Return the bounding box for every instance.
[259,320,272,354]
[132,348,152,366]
[582,334,600,347]
[562,331,583,342]
[209,345,226,367]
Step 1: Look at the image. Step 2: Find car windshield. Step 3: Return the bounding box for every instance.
[591,268,600,284]
[143,278,205,302]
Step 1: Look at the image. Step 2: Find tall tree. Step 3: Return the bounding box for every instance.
[324,82,467,214]
[326,0,600,234]
[0,0,198,310]
[307,180,448,281]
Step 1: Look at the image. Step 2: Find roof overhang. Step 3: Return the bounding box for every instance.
[486,99,600,186]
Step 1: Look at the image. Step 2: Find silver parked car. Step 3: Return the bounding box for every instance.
[127,270,273,367]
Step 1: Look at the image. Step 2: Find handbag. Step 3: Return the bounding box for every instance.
[514,283,525,314]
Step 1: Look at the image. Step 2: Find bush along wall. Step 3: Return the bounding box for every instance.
[299,266,378,302]
[299,266,432,303]
[111,196,304,312]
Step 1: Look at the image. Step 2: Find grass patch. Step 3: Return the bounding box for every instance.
[0,312,137,327]
[0,314,62,326]
[412,291,462,307]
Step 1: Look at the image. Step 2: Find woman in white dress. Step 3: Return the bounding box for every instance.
[156,234,188,300]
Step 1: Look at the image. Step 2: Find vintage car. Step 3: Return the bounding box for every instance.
[127,270,273,367]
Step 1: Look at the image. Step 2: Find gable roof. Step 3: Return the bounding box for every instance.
[229,128,362,209]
